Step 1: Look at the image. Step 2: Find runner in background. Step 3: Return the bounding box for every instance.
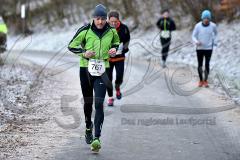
[156,9,176,68]
[107,11,130,106]
[192,10,217,87]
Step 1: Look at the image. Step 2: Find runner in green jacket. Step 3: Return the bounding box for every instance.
[68,4,120,153]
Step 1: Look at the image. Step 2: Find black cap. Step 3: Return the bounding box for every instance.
[161,8,169,14]
[93,4,107,19]
[108,11,120,19]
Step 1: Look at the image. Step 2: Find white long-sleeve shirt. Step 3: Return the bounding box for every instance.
[192,21,217,50]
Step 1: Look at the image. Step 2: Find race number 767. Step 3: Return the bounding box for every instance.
[91,63,102,71]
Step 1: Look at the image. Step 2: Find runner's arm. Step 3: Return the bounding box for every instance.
[111,29,120,50]
[192,25,199,44]
[68,27,88,54]
[170,18,176,31]
[122,26,130,53]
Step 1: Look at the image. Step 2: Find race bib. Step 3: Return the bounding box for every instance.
[161,31,170,38]
[88,59,105,76]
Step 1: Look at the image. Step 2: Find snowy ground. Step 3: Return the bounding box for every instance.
[0,62,69,159]
[0,64,35,127]
[0,63,38,158]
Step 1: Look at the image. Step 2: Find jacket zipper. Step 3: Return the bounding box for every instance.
[98,28,110,60]
[99,38,102,59]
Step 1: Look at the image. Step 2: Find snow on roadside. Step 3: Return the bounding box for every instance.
[8,23,82,53]
[0,64,37,128]
[0,63,49,159]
